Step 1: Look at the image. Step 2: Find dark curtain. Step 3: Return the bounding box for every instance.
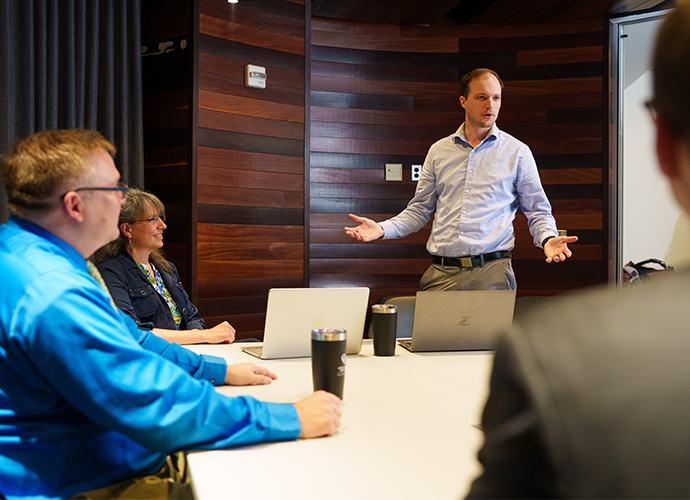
[0,0,144,223]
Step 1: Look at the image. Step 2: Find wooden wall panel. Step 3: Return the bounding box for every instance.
[141,5,194,288]
[197,0,306,339]
[310,15,608,305]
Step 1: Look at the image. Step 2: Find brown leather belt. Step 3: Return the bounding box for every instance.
[432,251,511,268]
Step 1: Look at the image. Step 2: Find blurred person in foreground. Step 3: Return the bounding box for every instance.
[94,187,235,345]
[0,129,340,499]
[466,3,690,498]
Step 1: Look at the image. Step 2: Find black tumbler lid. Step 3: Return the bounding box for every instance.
[371,304,397,314]
[311,328,346,341]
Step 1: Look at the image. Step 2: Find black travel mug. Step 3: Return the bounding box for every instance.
[311,328,347,399]
[371,304,397,356]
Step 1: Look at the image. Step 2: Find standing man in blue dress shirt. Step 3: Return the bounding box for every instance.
[0,129,341,499]
[345,68,578,291]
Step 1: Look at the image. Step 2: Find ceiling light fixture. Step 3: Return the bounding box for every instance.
[227,0,239,3]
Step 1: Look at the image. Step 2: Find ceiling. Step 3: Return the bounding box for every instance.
[311,0,673,26]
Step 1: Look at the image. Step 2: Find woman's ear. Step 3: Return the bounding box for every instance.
[120,222,132,237]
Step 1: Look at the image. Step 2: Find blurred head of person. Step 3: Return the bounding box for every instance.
[651,1,690,214]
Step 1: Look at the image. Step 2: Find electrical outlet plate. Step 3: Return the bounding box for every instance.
[411,164,422,181]
[385,163,403,181]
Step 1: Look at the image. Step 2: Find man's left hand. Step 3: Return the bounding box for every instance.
[224,363,278,386]
[544,235,578,263]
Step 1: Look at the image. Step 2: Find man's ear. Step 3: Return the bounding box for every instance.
[459,95,466,110]
[61,192,86,223]
[656,115,681,180]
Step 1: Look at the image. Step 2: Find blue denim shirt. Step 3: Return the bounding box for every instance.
[0,217,300,499]
[380,123,558,257]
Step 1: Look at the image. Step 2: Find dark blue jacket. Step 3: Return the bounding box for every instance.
[97,250,205,331]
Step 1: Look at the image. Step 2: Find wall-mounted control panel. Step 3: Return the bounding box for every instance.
[385,163,403,181]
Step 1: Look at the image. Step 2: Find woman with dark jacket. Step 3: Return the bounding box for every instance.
[94,188,235,345]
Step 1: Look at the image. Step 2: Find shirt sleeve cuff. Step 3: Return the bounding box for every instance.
[538,233,558,248]
[262,401,302,441]
[197,354,227,386]
[378,220,394,239]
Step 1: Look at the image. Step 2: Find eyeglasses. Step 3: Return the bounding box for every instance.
[61,182,129,200]
[134,213,166,224]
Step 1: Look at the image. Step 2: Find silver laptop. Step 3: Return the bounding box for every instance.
[398,290,516,352]
[242,287,370,359]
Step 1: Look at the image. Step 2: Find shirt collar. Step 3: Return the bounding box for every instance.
[454,123,500,147]
[9,215,87,270]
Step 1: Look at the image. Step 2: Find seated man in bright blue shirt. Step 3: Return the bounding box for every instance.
[0,129,341,499]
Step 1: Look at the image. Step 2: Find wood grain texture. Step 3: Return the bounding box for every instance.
[199,90,305,123]
[198,259,303,280]
[200,110,305,140]
[200,52,305,90]
[517,46,602,65]
[311,59,459,82]
[198,165,304,191]
[198,185,304,209]
[310,152,428,168]
[198,223,304,242]
[197,276,304,298]
[311,30,459,52]
[200,14,305,55]
[145,146,189,168]
[198,128,305,157]
[197,295,268,318]
[198,147,304,174]
[198,241,304,261]
[199,205,305,225]
[200,0,305,37]
[199,33,304,72]
[311,75,461,97]
[310,137,435,155]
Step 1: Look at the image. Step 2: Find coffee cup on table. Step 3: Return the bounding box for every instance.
[311,328,346,399]
[371,304,397,356]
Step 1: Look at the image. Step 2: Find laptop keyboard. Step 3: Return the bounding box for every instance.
[397,339,413,351]
[241,346,264,359]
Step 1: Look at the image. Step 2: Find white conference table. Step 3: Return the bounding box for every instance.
[187,340,494,500]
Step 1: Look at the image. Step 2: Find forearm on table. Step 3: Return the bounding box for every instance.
[151,327,210,345]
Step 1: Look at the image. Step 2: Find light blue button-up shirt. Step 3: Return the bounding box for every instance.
[0,216,301,499]
[379,124,557,257]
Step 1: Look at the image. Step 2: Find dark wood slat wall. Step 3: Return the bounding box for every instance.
[310,16,608,304]
[195,0,307,339]
[142,0,194,283]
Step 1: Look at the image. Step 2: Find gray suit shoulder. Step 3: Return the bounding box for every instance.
[500,270,690,498]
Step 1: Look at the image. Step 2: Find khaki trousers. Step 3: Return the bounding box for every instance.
[71,453,194,500]
[419,258,517,291]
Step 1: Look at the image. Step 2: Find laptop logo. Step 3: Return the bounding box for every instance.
[457,316,471,326]
[311,316,325,329]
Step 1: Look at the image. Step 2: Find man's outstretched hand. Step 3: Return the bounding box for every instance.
[544,235,578,263]
[344,214,384,242]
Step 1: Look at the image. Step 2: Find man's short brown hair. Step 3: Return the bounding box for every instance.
[460,68,504,99]
[1,129,116,213]
[653,1,690,144]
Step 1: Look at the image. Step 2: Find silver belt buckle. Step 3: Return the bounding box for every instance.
[460,257,473,267]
